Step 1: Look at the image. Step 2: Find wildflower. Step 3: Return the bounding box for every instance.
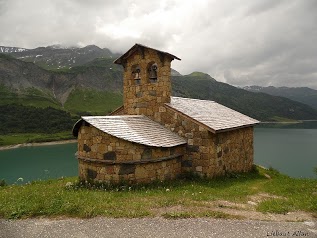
[166,188,170,192]
[65,182,73,189]
[17,178,23,182]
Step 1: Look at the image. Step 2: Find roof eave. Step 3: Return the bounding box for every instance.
[109,105,124,115]
[214,122,260,133]
[113,43,181,65]
[74,115,187,148]
[72,118,84,138]
[165,103,259,134]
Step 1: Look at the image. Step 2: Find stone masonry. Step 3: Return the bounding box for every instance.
[122,47,172,121]
[77,124,184,183]
[159,107,254,177]
[73,43,258,184]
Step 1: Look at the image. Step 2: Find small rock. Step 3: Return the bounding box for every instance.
[247,201,257,206]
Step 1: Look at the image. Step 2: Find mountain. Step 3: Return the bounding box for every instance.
[4,44,120,71]
[0,46,28,53]
[0,53,123,113]
[171,68,182,76]
[1,52,317,121]
[243,86,317,110]
[172,76,317,121]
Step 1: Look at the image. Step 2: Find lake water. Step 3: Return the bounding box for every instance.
[0,143,78,184]
[254,128,317,178]
[0,128,316,184]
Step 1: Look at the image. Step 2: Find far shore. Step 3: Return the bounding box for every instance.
[0,139,77,151]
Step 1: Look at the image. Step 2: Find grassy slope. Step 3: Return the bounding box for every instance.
[64,89,123,115]
[0,167,316,219]
[0,85,62,109]
[0,132,73,146]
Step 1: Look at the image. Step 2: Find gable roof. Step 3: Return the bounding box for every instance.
[114,43,181,65]
[165,97,259,133]
[73,115,186,148]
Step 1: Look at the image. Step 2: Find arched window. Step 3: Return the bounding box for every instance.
[148,62,158,83]
[131,65,141,85]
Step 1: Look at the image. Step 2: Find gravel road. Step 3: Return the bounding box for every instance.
[1,217,316,238]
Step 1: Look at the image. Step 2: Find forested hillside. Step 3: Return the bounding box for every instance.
[243,86,317,110]
[172,76,317,121]
[0,105,74,134]
[1,45,317,145]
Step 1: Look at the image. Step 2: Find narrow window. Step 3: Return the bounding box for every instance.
[148,63,158,83]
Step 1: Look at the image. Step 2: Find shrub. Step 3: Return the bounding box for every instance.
[0,179,7,187]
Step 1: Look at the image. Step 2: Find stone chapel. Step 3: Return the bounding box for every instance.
[72,43,259,183]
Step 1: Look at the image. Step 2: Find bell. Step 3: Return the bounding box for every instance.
[149,63,158,79]
[149,71,157,79]
[134,72,140,80]
[134,68,140,80]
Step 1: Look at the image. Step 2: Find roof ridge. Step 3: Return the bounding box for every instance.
[171,96,215,103]
[82,115,145,120]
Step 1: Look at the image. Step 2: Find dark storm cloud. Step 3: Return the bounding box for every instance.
[0,0,316,89]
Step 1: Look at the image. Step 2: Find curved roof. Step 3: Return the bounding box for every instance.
[73,115,186,148]
[166,97,259,133]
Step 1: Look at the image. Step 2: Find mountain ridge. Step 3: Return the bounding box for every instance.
[243,85,317,110]
[4,44,119,71]
[1,45,317,122]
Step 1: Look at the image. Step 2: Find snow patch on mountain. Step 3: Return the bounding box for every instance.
[0,46,28,53]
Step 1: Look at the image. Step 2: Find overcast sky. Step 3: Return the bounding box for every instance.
[1,0,316,89]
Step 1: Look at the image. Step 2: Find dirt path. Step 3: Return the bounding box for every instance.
[151,193,315,222]
[1,217,316,238]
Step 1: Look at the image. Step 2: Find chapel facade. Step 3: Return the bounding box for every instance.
[72,44,259,183]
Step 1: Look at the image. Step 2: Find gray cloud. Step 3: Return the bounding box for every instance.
[0,0,316,89]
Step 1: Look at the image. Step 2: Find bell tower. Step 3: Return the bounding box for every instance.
[114,44,180,121]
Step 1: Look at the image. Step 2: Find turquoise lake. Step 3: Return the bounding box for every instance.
[254,128,317,178]
[0,143,78,184]
[0,128,316,184]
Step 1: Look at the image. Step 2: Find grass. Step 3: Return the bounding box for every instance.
[0,167,316,219]
[0,132,74,146]
[64,89,123,115]
[0,85,62,109]
[271,116,299,123]
[256,169,317,214]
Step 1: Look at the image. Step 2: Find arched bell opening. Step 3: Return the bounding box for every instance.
[147,62,158,83]
[131,64,141,85]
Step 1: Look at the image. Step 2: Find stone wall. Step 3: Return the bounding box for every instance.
[106,103,254,178]
[159,106,254,177]
[123,48,173,119]
[213,127,254,175]
[77,124,185,183]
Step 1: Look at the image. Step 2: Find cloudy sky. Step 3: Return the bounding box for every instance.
[1,0,316,89]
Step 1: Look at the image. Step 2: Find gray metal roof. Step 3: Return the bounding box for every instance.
[166,97,259,133]
[80,115,186,147]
